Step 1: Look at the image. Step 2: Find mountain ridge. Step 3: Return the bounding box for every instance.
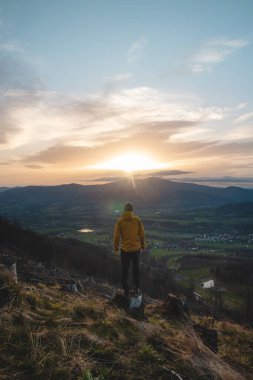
[0,177,252,213]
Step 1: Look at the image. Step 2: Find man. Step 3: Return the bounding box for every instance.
[114,202,145,297]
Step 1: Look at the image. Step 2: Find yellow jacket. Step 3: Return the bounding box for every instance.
[114,211,145,253]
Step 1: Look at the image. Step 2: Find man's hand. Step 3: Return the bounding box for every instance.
[140,242,148,254]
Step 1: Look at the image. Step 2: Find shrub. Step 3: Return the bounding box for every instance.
[138,344,160,363]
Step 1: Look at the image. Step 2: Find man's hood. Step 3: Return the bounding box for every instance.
[122,211,134,221]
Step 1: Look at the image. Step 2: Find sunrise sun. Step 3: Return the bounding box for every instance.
[91,152,167,173]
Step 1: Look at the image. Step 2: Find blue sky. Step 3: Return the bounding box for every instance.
[2,0,252,100]
[0,0,253,185]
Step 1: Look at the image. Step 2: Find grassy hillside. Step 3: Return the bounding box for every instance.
[0,270,252,380]
[0,216,175,300]
[0,216,252,379]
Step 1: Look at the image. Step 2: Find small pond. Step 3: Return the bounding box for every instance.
[78,228,94,233]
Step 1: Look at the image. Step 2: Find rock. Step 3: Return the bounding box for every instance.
[111,292,129,309]
[129,294,142,309]
[163,293,190,320]
[129,294,145,319]
[193,323,218,353]
[111,292,145,318]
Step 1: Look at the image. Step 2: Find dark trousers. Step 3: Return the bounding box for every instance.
[120,250,140,292]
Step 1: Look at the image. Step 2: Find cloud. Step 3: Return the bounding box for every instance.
[83,176,127,183]
[224,125,253,142]
[233,112,253,124]
[12,86,224,151]
[0,36,43,146]
[0,161,11,165]
[0,90,50,147]
[0,25,252,183]
[189,141,253,158]
[0,41,41,91]
[127,37,148,63]
[0,111,20,144]
[147,170,194,176]
[25,164,43,169]
[177,176,253,183]
[0,36,251,180]
[81,170,193,182]
[23,145,91,165]
[236,103,247,110]
[15,129,253,181]
[189,38,250,73]
[3,83,249,174]
[103,72,133,95]
[106,73,132,83]
[21,126,216,167]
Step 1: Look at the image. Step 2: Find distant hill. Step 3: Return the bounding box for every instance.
[0,187,8,193]
[216,202,253,217]
[0,178,252,218]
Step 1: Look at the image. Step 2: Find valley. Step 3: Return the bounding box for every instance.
[0,178,253,323]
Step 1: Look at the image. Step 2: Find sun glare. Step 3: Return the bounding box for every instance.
[91,152,167,173]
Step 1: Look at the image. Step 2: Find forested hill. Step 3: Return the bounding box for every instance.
[0,187,8,193]
[0,216,117,282]
[216,202,253,216]
[0,178,253,216]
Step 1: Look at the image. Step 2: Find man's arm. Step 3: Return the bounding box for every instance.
[113,220,121,254]
[139,220,145,250]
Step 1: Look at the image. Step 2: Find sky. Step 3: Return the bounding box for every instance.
[0,0,253,186]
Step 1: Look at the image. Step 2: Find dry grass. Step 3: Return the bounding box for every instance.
[164,325,245,380]
[0,272,251,380]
